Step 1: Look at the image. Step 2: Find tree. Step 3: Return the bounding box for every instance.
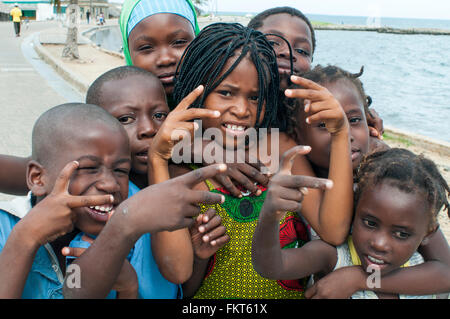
[192,0,209,15]
[52,0,79,59]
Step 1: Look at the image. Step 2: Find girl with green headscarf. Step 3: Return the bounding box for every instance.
[119,0,200,101]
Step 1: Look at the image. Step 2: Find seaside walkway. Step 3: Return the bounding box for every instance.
[0,21,83,159]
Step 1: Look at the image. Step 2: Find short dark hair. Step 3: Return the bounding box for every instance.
[248,6,316,54]
[32,103,126,166]
[173,22,280,129]
[355,148,450,231]
[86,66,160,107]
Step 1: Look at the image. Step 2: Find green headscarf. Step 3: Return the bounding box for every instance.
[119,0,200,66]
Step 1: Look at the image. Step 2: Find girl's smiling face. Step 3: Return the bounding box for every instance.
[295,78,370,175]
[256,13,313,90]
[99,75,169,177]
[202,56,265,150]
[352,180,432,276]
[128,13,195,96]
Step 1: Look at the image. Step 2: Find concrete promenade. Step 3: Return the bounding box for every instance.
[0,21,83,159]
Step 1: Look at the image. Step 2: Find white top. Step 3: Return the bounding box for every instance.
[334,241,435,299]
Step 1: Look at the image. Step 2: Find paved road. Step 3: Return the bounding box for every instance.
[0,21,83,158]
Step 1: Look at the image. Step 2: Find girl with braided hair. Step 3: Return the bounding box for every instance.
[168,22,353,298]
[265,65,450,298]
[286,64,373,178]
[253,147,450,299]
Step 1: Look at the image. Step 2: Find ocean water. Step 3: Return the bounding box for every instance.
[306,14,450,30]
[312,30,450,143]
[92,14,450,143]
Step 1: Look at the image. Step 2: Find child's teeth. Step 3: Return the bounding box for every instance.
[368,255,385,264]
[89,205,113,212]
[226,124,245,131]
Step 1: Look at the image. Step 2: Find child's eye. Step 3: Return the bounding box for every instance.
[349,117,362,124]
[393,231,410,240]
[138,44,153,52]
[117,115,135,125]
[153,112,168,121]
[295,48,310,57]
[268,40,280,47]
[172,39,188,46]
[218,90,232,97]
[363,218,377,228]
[249,95,259,102]
[317,122,326,129]
[78,166,98,173]
[115,168,130,175]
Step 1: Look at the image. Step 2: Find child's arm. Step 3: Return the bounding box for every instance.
[63,164,226,299]
[0,161,114,298]
[182,208,230,297]
[305,229,450,298]
[0,155,29,195]
[148,86,223,284]
[284,76,354,245]
[252,146,336,280]
[62,235,139,299]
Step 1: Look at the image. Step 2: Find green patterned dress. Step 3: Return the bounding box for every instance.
[193,179,310,299]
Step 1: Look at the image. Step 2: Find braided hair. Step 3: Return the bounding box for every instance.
[355,148,450,232]
[285,64,372,141]
[173,22,280,129]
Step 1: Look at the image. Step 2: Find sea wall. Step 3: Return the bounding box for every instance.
[313,24,450,35]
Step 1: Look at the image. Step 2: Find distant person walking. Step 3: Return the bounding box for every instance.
[86,10,90,24]
[10,3,22,37]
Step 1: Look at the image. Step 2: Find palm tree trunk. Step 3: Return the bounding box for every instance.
[62,0,79,59]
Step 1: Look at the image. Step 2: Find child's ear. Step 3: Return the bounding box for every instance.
[26,160,48,197]
[420,224,439,247]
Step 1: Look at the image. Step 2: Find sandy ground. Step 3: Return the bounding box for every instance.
[41,30,450,243]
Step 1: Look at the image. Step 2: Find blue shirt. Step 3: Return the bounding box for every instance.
[0,181,181,299]
[0,206,64,299]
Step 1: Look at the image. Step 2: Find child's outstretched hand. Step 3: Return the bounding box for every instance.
[62,235,138,299]
[190,208,230,260]
[116,164,227,235]
[149,85,221,162]
[21,161,114,246]
[261,146,333,220]
[285,75,348,136]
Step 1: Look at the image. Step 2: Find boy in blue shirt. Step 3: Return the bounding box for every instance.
[0,103,224,298]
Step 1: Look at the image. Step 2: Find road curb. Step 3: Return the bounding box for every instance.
[32,31,90,94]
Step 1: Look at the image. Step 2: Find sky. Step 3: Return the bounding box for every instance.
[198,0,450,20]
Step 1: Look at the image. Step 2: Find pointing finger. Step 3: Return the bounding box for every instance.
[174,85,204,111]
[279,145,311,174]
[67,194,114,209]
[281,175,333,190]
[52,161,79,194]
[176,108,221,121]
[61,246,86,258]
[182,164,227,187]
[289,75,324,91]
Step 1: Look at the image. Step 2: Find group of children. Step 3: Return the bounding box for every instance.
[0,0,449,299]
